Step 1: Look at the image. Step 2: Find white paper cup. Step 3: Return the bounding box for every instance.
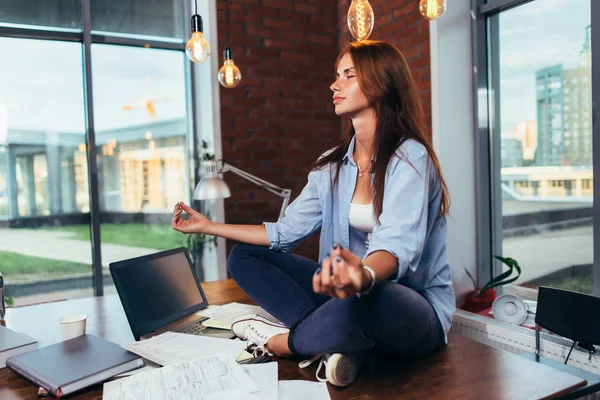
[59,314,87,341]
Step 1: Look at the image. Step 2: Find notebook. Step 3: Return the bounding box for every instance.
[6,334,143,398]
[0,325,37,368]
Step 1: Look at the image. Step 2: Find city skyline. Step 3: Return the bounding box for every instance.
[499,0,590,134]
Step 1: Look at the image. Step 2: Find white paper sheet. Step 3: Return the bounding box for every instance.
[103,354,259,400]
[197,302,281,325]
[121,331,246,366]
[218,362,279,400]
[279,380,331,400]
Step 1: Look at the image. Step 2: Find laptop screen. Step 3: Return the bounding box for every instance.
[109,247,208,340]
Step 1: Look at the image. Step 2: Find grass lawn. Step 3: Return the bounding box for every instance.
[0,251,91,283]
[47,223,188,250]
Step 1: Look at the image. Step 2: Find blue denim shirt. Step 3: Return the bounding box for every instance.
[264,137,455,340]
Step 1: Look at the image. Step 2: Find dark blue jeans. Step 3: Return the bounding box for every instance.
[227,243,444,357]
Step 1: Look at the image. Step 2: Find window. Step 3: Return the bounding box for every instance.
[493,0,593,296]
[0,0,81,30]
[91,0,185,40]
[91,45,191,294]
[0,2,195,306]
[0,37,92,304]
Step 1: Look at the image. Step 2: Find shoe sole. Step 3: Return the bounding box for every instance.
[325,353,360,387]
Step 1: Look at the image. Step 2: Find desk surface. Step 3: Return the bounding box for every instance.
[0,279,586,400]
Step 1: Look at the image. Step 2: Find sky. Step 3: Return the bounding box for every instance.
[0,37,187,135]
[499,0,591,133]
[0,0,593,137]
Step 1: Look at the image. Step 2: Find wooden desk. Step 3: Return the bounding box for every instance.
[0,279,586,400]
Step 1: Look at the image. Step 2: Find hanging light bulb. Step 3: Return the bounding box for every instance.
[218,47,242,88]
[347,0,374,41]
[419,0,447,20]
[186,9,211,63]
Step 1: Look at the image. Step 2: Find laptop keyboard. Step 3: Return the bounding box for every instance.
[174,320,209,336]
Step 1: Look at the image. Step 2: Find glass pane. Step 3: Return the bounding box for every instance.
[498,0,593,297]
[90,44,191,294]
[0,0,81,30]
[0,37,92,306]
[91,0,185,40]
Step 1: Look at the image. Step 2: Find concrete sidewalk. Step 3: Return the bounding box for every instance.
[503,225,592,284]
[0,228,159,267]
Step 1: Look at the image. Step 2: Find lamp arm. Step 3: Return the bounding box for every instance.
[221,162,292,221]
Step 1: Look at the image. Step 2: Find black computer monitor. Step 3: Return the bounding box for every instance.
[109,247,209,340]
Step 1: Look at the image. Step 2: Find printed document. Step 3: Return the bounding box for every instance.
[103,354,259,400]
[121,331,246,366]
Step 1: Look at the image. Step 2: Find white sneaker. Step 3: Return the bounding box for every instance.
[299,351,368,387]
[231,314,289,356]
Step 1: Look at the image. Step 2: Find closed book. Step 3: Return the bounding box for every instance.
[6,334,143,398]
[0,325,37,368]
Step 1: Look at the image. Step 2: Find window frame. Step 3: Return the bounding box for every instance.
[471,0,600,296]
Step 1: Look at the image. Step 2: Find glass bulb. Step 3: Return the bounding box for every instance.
[186,32,211,63]
[218,59,242,88]
[419,0,447,20]
[347,0,374,41]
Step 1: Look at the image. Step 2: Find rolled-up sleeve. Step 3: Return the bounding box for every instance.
[365,151,431,282]
[263,169,323,252]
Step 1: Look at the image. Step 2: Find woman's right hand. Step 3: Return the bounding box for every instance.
[172,201,212,234]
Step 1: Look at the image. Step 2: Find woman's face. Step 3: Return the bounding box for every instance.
[330,53,371,117]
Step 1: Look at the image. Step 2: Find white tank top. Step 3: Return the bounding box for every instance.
[349,203,374,233]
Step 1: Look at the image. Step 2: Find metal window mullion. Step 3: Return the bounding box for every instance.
[488,14,504,282]
[0,25,82,41]
[591,0,600,297]
[184,0,197,209]
[90,33,185,50]
[472,0,494,289]
[479,0,536,16]
[81,0,103,297]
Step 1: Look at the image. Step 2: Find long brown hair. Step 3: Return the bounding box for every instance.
[314,40,450,220]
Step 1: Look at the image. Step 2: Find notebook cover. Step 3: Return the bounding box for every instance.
[0,325,37,353]
[0,325,37,368]
[6,334,142,397]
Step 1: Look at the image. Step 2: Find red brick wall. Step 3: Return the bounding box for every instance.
[217,0,431,261]
[217,0,342,259]
[337,0,432,139]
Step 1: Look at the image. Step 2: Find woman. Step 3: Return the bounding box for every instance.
[173,40,455,387]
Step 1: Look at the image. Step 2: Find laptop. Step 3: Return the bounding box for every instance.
[109,247,234,341]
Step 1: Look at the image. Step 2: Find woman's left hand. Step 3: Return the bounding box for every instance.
[313,244,369,299]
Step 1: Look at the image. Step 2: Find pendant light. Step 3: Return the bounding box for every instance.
[186,0,211,63]
[419,0,447,20]
[347,0,375,41]
[218,0,242,88]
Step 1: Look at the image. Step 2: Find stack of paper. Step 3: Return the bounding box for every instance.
[121,332,246,366]
[107,328,332,400]
[197,302,282,327]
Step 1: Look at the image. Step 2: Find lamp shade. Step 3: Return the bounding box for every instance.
[194,160,232,200]
[194,176,231,200]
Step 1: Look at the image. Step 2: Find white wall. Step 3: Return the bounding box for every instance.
[191,0,228,281]
[430,0,477,305]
